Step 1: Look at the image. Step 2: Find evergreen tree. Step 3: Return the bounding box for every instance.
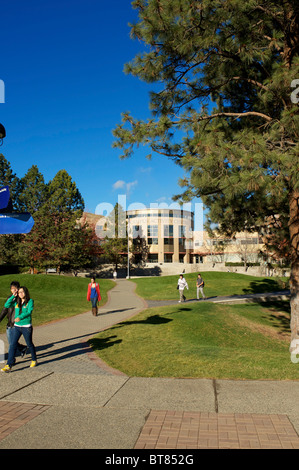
[18,165,48,213]
[101,203,129,269]
[46,169,84,215]
[17,166,49,272]
[0,154,22,266]
[20,169,86,272]
[42,169,85,272]
[113,0,299,351]
[0,153,21,210]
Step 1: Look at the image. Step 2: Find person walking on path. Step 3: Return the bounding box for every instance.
[1,286,37,373]
[196,273,206,300]
[177,274,188,302]
[0,281,27,360]
[87,276,101,316]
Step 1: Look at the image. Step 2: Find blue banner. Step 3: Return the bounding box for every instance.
[0,212,34,234]
[0,185,10,210]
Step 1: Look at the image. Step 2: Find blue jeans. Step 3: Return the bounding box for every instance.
[7,326,37,367]
[6,327,26,355]
[91,297,98,308]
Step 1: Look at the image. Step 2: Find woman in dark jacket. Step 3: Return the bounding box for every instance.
[1,286,37,372]
[0,281,27,358]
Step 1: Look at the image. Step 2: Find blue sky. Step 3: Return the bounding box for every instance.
[1,0,203,226]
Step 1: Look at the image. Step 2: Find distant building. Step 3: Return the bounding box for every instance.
[127,207,194,264]
[81,210,264,267]
[192,231,263,265]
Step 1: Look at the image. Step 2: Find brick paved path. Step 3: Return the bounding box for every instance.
[135,410,299,449]
[0,401,50,442]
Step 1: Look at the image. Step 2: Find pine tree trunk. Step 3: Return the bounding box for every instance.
[289,190,299,353]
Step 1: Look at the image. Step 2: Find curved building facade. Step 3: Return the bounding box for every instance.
[127,207,194,264]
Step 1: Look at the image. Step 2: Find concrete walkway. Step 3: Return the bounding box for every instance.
[0,280,298,449]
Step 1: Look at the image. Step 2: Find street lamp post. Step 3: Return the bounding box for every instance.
[0,123,6,146]
[127,217,130,279]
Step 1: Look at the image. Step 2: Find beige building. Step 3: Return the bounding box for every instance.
[127,207,194,264]
[192,230,263,265]
[127,208,263,266]
[80,210,264,268]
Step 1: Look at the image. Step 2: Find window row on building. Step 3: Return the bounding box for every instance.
[82,208,265,266]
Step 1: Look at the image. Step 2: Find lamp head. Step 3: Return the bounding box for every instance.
[0,123,6,145]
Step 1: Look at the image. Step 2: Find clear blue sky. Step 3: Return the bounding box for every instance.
[1,0,203,227]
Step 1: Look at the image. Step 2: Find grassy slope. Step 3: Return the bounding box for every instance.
[89,299,298,380]
[0,274,114,333]
[89,274,295,380]
[133,272,288,300]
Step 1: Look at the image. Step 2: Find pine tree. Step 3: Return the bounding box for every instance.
[113,0,299,352]
[17,167,50,272]
[18,165,48,213]
[0,153,21,210]
[0,154,22,267]
[42,169,85,272]
[101,203,129,269]
[46,169,84,215]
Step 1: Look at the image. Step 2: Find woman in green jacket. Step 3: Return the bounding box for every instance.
[1,286,37,373]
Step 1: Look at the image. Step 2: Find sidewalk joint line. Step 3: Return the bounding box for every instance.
[102,376,131,408]
[212,378,219,413]
[0,372,54,400]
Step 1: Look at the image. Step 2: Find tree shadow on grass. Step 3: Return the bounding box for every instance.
[113,314,173,329]
[88,335,122,352]
[112,308,193,329]
[243,278,289,294]
[258,300,291,335]
[87,315,174,352]
[88,310,193,352]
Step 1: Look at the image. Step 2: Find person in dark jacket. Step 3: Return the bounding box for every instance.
[0,281,27,358]
[1,285,37,372]
[196,274,206,300]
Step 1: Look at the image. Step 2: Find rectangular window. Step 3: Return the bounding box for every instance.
[178,225,186,237]
[179,238,186,249]
[240,238,259,245]
[164,225,173,237]
[147,225,158,237]
[148,237,158,245]
[148,254,158,263]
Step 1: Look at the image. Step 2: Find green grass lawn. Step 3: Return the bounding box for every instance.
[89,293,298,381]
[0,274,114,333]
[2,272,296,381]
[133,271,289,300]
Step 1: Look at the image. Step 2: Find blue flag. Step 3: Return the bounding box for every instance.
[0,212,35,234]
[0,185,10,210]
